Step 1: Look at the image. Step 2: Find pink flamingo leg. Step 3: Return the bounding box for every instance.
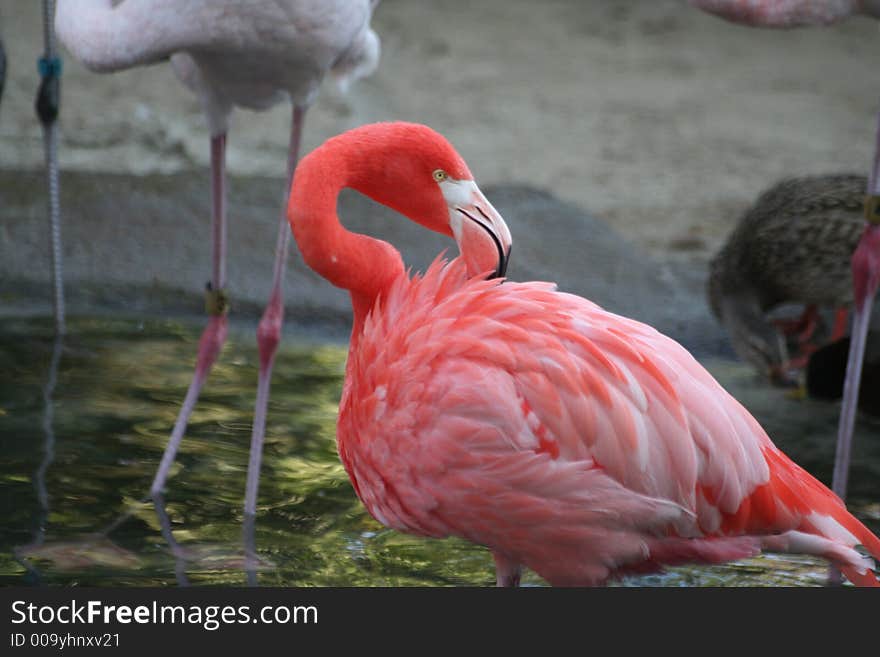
[832,108,880,503]
[243,106,306,518]
[151,134,229,498]
[775,307,850,380]
[827,292,873,586]
[493,551,523,587]
[773,304,819,342]
[829,306,850,343]
[826,112,880,583]
[832,296,873,501]
[771,306,823,381]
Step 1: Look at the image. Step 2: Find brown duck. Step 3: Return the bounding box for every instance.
[708,174,866,383]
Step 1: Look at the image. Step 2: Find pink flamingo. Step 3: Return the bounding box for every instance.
[289,121,880,586]
[692,0,880,511]
[53,1,381,517]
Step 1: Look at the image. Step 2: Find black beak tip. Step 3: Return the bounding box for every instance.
[490,246,511,280]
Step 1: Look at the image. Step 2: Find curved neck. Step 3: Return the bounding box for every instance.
[289,140,406,333]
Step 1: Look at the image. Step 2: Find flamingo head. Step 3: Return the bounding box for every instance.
[347,122,512,279]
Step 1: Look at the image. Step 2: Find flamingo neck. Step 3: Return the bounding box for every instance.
[852,224,880,312]
[288,141,406,338]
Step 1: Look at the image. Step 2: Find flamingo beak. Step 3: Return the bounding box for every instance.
[443,180,512,279]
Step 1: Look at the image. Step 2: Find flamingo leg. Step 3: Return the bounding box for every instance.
[243,105,306,518]
[794,305,819,344]
[829,306,850,343]
[776,351,814,375]
[826,111,880,584]
[773,304,819,343]
[831,107,880,505]
[153,493,191,586]
[775,307,851,383]
[151,134,229,498]
[826,295,873,587]
[831,296,874,501]
[493,551,523,587]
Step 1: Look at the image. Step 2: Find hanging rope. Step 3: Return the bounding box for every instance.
[37,0,66,336]
[0,38,7,105]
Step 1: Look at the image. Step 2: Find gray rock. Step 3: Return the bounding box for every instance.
[0,170,724,353]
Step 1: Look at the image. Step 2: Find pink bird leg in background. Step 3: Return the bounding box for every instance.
[53,1,381,527]
[288,122,880,586]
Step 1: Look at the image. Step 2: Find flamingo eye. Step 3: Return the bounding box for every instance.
[432,169,448,183]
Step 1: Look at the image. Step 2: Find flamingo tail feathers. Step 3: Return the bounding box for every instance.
[755,447,880,586]
[827,505,880,587]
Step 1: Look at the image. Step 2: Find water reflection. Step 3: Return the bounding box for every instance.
[243,512,258,586]
[0,317,877,586]
[152,494,190,586]
[13,333,63,584]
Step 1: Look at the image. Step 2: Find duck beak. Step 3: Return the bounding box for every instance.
[445,180,512,279]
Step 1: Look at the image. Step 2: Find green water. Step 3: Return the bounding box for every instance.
[1,317,878,587]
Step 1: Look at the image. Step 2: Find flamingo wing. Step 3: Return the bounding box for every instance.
[342,258,878,584]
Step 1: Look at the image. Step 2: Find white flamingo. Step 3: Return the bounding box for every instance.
[54,0,381,521]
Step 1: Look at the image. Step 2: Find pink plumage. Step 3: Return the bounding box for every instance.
[690,0,873,26]
[289,122,880,586]
[341,257,879,585]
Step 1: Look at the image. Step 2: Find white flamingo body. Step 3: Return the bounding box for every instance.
[56,0,378,132]
[54,0,381,543]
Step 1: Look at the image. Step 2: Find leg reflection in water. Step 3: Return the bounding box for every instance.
[14,335,63,584]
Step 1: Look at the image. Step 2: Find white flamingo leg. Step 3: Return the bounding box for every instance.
[243,105,306,517]
[151,134,229,498]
